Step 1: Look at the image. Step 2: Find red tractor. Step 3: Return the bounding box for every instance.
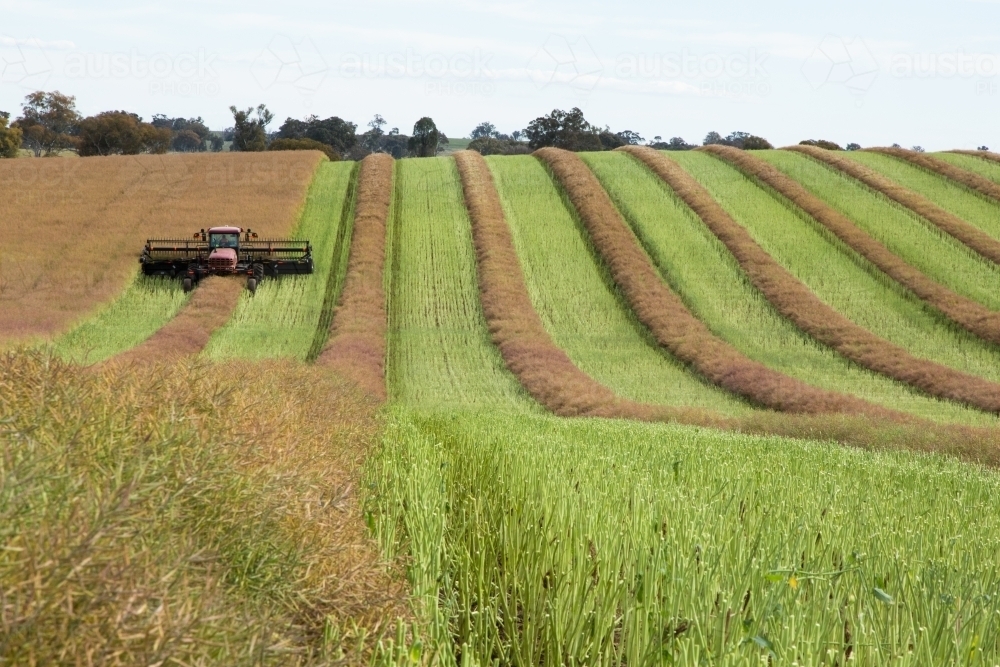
[140,226,313,293]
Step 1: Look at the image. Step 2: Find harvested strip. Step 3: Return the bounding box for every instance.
[316,153,393,401]
[621,145,1000,414]
[109,276,243,365]
[536,147,895,418]
[454,150,708,421]
[704,144,1000,345]
[869,146,1000,204]
[788,144,1000,264]
[950,149,1000,166]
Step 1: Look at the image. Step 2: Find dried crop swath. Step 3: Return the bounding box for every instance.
[317,153,393,401]
[938,150,1000,184]
[387,156,531,409]
[204,161,358,361]
[790,145,1000,259]
[647,148,1000,413]
[0,151,324,345]
[538,147,903,417]
[373,408,1000,666]
[869,146,1000,204]
[52,275,188,364]
[585,151,996,426]
[483,153,747,414]
[108,275,244,365]
[709,146,1000,344]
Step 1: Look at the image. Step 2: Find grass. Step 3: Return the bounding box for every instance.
[386,156,532,410]
[670,152,1000,389]
[485,154,749,414]
[0,151,323,346]
[370,407,1000,666]
[756,150,1000,311]
[843,152,1000,240]
[1,349,404,664]
[51,273,189,364]
[935,151,1000,184]
[584,151,995,426]
[204,160,358,361]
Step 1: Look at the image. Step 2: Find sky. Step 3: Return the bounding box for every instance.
[1,0,998,150]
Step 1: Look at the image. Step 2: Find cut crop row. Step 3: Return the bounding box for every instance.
[316,153,394,401]
[585,151,995,426]
[706,144,1000,345]
[869,146,1000,204]
[537,147,897,418]
[453,149,690,420]
[623,146,1000,414]
[204,160,358,361]
[485,154,748,414]
[789,144,1000,263]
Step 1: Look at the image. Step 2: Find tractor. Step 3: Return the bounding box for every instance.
[139,226,313,293]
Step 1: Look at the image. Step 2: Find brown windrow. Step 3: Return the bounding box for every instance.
[869,146,1000,205]
[950,149,1000,167]
[106,275,244,366]
[619,145,1000,414]
[531,147,907,419]
[787,144,1000,264]
[316,153,393,402]
[703,144,1000,346]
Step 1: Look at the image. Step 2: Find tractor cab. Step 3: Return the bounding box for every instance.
[208,227,242,250]
[202,227,244,273]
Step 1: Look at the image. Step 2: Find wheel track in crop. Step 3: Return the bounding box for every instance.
[535,146,907,418]
[704,144,1000,346]
[786,144,1000,264]
[622,145,1000,414]
[316,153,393,401]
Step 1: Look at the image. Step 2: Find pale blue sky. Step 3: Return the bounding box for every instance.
[1,0,997,149]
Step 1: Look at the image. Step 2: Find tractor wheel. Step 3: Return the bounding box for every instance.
[182,278,193,292]
[247,277,258,294]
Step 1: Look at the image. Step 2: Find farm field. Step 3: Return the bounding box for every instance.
[672,151,1000,389]
[841,151,1000,240]
[935,151,1000,184]
[7,148,1000,664]
[756,150,1000,311]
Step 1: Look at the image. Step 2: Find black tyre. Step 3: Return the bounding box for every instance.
[182,277,193,292]
[247,277,257,294]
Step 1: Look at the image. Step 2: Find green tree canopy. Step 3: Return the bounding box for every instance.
[229,104,274,152]
[76,111,171,157]
[13,91,81,156]
[408,116,440,157]
[0,112,23,158]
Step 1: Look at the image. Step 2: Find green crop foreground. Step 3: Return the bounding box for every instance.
[370,407,1000,666]
[583,151,995,426]
[386,156,532,410]
[52,274,189,364]
[843,152,1000,241]
[485,155,748,414]
[672,152,1000,392]
[203,160,358,361]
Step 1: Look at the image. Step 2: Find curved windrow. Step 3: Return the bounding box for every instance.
[705,145,1000,346]
[622,145,1000,415]
[867,147,1000,204]
[585,150,996,427]
[535,147,900,419]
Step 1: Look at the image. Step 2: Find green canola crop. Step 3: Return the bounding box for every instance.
[485,155,748,414]
[583,151,994,426]
[386,157,532,410]
[52,274,188,364]
[671,152,1000,393]
[203,160,357,361]
[933,152,1000,185]
[370,408,1000,666]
